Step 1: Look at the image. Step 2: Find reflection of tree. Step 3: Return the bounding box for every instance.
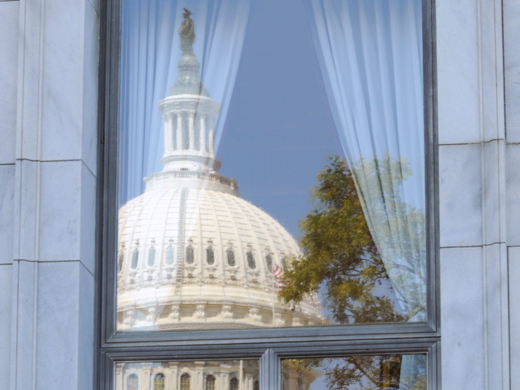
[280,155,427,323]
[352,156,426,321]
[283,356,426,390]
[279,155,428,389]
[327,356,426,390]
[279,155,403,324]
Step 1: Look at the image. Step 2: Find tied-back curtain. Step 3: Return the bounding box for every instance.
[306,0,426,322]
[119,0,251,206]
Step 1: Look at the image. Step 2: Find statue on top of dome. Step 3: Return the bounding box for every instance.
[179,8,195,54]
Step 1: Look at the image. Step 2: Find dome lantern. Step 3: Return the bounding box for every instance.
[158,9,221,173]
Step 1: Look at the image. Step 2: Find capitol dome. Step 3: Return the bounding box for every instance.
[116,14,323,331]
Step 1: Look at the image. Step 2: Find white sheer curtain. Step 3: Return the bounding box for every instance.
[306,0,426,323]
[119,0,250,205]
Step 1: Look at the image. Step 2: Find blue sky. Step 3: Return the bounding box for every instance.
[217,0,343,239]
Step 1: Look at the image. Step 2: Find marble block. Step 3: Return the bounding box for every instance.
[439,144,482,247]
[441,247,485,390]
[0,265,12,390]
[39,160,82,261]
[506,144,520,245]
[509,246,520,390]
[504,0,520,143]
[0,165,15,264]
[437,0,481,144]
[0,2,19,165]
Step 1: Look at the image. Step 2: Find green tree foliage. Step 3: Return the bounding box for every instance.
[279,155,403,324]
[279,155,428,389]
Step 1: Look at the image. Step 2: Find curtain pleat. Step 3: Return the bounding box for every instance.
[305,0,426,322]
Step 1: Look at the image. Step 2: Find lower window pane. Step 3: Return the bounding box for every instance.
[282,355,426,390]
[116,360,260,390]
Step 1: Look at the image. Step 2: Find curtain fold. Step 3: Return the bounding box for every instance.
[305,0,426,323]
[119,0,251,206]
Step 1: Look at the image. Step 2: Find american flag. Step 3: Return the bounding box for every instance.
[273,265,285,293]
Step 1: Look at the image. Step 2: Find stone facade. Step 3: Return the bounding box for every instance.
[0,0,519,390]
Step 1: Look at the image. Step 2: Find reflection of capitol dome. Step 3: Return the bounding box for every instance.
[117,15,323,332]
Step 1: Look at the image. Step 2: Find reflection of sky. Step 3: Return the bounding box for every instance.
[120,0,423,323]
[217,0,406,322]
[217,0,342,239]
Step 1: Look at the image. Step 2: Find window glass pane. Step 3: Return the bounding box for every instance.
[117,0,426,331]
[282,355,427,390]
[116,360,260,390]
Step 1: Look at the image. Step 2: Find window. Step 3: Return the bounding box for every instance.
[127,374,138,390]
[180,374,191,390]
[227,248,236,266]
[131,249,139,269]
[265,254,273,273]
[99,0,438,389]
[154,373,165,390]
[148,244,156,267]
[118,252,124,272]
[165,244,175,265]
[246,250,256,270]
[205,375,216,390]
[206,246,215,265]
[186,246,194,264]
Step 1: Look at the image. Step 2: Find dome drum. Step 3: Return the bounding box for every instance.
[119,300,322,330]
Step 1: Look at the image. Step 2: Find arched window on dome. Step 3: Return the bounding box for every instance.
[180,374,191,390]
[118,252,124,272]
[206,247,215,265]
[253,380,259,390]
[265,254,273,272]
[154,373,165,390]
[165,245,175,265]
[148,245,156,267]
[206,375,216,390]
[247,250,256,269]
[127,373,138,390]
[230,377,239,390]
[281,256,287,271]
[186,246,194,264]
[131,249,139,269]
[226,248,235,266]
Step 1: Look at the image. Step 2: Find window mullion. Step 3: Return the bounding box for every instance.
[260,349,279,390]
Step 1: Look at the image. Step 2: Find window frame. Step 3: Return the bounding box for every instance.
[95,0,439,388]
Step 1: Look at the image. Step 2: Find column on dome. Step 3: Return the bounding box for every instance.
[141,363,153,390]
[167,363,179,390]
[195,362,205,390]
[200,114,206,153]
[188,110,195,150]
[116,364,123,390]
[219,365,231,390]
[208,118,215,154]
[176,111,184,151]
[245,374,253,390]
[164,114,174,153]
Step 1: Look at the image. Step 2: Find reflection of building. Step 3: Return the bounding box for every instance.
[115,13,324,390]
[117,360,323,390]
[116,13,323,333]
[117,360,260,390]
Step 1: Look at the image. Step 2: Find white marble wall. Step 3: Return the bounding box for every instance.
[437,0,511,389]
[504,0,520,388]
[0,0,99,389]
